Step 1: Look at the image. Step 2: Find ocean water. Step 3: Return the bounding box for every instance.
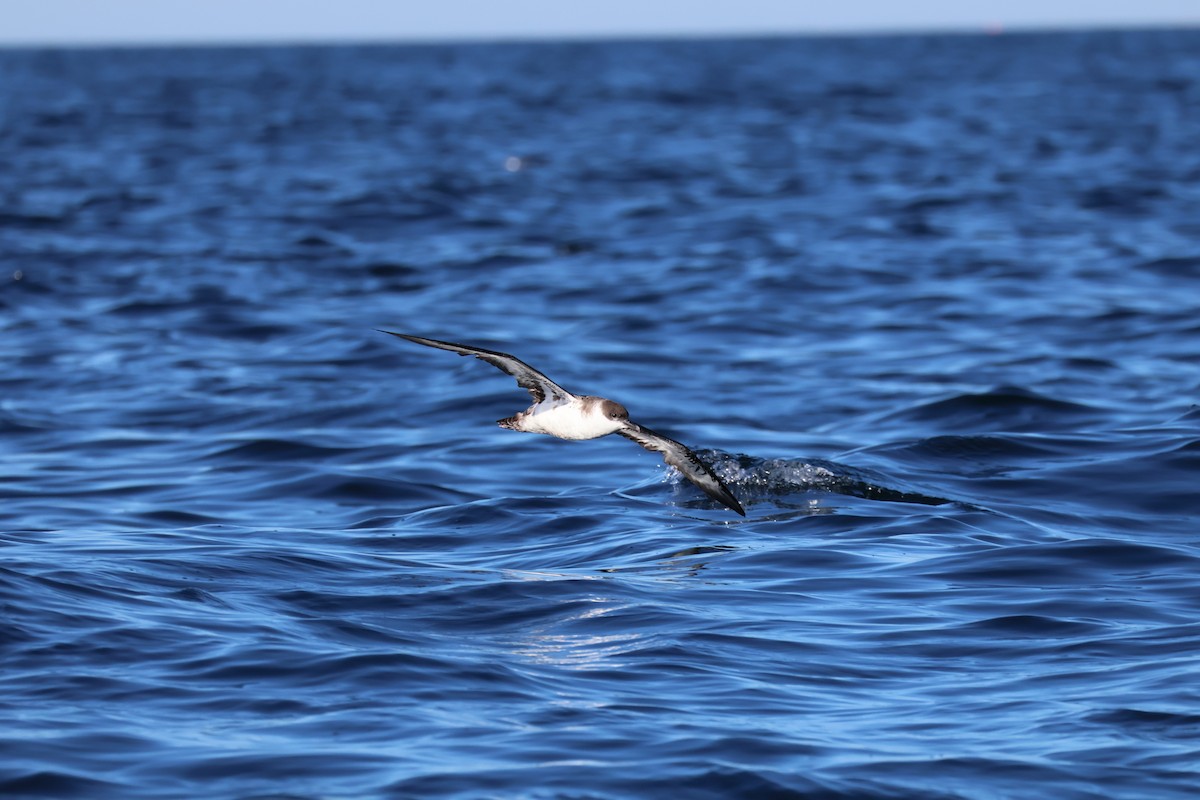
[2,29,1199,799]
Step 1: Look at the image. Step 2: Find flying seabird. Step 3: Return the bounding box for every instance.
[381,332,745,516]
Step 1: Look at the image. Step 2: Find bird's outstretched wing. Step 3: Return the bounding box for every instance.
[380,331,574,404]
[618,421,745,516]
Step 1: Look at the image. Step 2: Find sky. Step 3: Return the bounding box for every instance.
[1,0,1197,46]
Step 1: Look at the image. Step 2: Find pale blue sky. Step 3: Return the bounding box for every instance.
[2,0,1197,46]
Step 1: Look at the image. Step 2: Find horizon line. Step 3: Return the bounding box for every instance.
[1,20,1196,52]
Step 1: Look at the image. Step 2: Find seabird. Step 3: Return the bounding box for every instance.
[382,332,745,516]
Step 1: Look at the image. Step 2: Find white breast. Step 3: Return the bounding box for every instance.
[520,400,620,440]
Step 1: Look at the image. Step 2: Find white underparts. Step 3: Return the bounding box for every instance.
[506,397,625,440]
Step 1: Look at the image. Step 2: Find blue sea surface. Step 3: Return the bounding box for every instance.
[2,29,1200,799]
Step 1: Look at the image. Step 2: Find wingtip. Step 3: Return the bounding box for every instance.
[718,491,747,517]
[697,485,745,516]
[379,330,426,345]
[697,469,746,516]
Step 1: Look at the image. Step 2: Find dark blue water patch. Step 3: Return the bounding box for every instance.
[910,538,1199,586]
[1138,255,1200,276]
[4,28,1200,800]
[878,386,1108,434]
[0,770,127,799]
[1084,707,1200,738]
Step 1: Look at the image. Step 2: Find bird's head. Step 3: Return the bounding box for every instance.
[599,399,629,422]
